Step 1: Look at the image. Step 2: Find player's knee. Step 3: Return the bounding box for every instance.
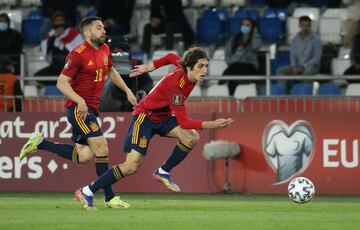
[181,130,200,148]
[94,143,109,157]
[78,153,93,164]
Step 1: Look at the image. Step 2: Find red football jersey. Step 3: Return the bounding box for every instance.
[134,53,203,130]
[61,41,113,111]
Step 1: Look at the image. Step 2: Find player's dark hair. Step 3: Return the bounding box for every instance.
[179,47,209,71]
[79,16,102,34]
[299,16,311,24]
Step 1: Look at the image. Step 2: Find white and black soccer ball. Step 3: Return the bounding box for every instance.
[288,177,315,204]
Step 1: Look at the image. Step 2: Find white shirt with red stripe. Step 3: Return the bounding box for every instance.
[41,27,83,63]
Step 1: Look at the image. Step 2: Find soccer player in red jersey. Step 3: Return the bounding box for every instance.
[75,47,234,210]
[19,16,137,209]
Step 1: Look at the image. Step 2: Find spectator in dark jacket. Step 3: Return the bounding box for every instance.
[100,37,153,112]
[0,13,23,74]
[95,0,135,37]
[141,0,194,55]
[344,19,360,81]
[41,0,77,27]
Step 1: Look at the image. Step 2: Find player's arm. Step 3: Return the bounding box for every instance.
[129,53,181,77]
[173,109,233,130]
[57,74,87,120]
[58,52,88,120]
[108,67,137,106]
[169,90,233,129]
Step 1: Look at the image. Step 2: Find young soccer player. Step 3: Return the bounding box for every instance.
[19,16,137,209]
[75,47,234,210]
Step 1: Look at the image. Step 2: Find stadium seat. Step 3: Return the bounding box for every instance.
[345,84,360,96]
[228,17,242,35]
[233,8,247,18]
[205,84,230,97]
[233,8,259,23]
[6,10,22,32]
[322,8,348,21]
[286,17,299,44]
[221,0,246,7]
[150,50,178,79]
[209,60,227,76]
[27,9,43,19]
[264,8,288,34]
[331,58,351,75]
[319,17,342,44]
[184,8,198,32]
[21,0,42,7]
[191,0,216,7]
[318,83,341,95]
[338,46,351,59]
[259,17,283,44]
[290,83,313,95]
[203,8,229,33]
[43,86,63,97]
[189,84,202,97]
[233,84,257,99]
[212,49,225,60]
[22,19,43,45]
[136,0,151,7]
[24,85,38,97]
[196,16,222,44]
[260,84,285,95]
[264,8,288,22]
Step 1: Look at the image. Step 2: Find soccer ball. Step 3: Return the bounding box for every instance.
[288,177,315,204]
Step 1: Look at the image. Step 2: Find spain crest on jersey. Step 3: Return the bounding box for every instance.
[89,122,99,132]
[139,136,148,148]
[103,54,108,68]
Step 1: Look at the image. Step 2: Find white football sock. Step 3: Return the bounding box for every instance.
[159,167,169,174]
[82,186,93,196]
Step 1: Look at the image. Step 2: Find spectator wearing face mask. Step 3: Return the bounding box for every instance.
[0,13,23,74]
[34,11,83,85]
[220,17,262,95]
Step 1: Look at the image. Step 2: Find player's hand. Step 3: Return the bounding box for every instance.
[77,100,88,121]
[126,90,138,107]
[130,64,147,78]
[209,118,234,129]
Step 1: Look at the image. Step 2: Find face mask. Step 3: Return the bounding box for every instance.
[0,22,8,31]
[241,25,251,34]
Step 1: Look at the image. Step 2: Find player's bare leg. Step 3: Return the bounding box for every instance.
[77,150,144,209]
[153,127,199,192]
[20,132,93,164]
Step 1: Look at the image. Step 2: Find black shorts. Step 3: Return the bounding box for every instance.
[67,105,103,145]
[123,113,178,155]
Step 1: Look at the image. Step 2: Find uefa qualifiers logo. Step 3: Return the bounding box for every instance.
[262,120,315,185]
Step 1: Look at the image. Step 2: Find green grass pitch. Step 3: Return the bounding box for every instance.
[1,193,360,230]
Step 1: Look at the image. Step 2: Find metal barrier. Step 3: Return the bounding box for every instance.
[2,96,360,114]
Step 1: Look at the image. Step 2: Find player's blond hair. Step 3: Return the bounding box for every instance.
[179,47,209,71]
